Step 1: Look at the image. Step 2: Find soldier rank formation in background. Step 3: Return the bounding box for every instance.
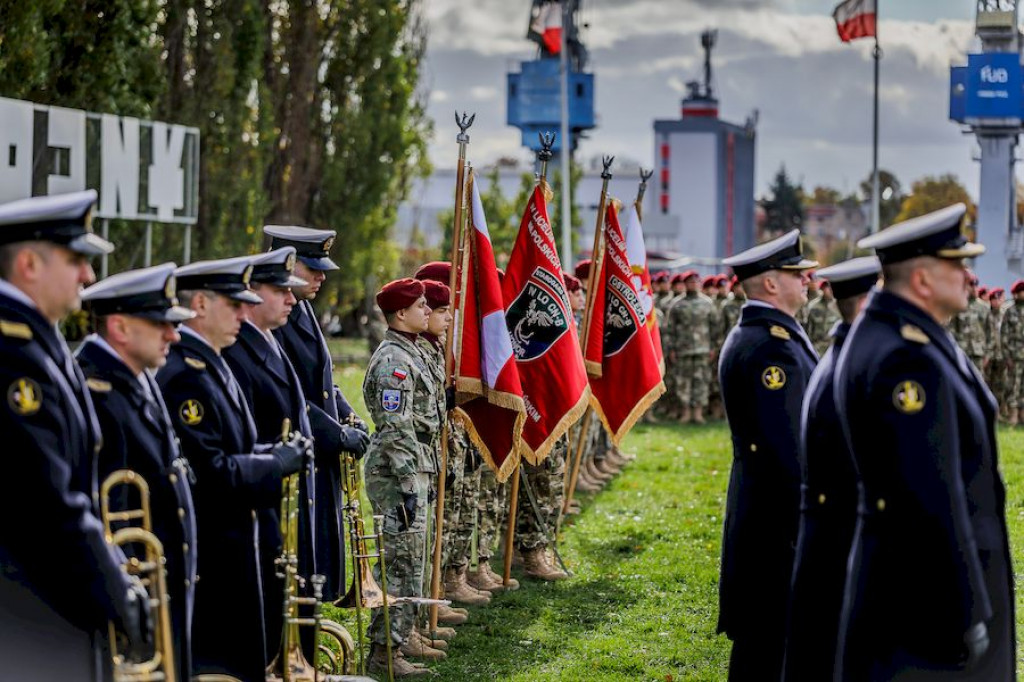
[0,185,1015,682]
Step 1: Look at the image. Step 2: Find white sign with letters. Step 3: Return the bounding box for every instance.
[0,96,199,224]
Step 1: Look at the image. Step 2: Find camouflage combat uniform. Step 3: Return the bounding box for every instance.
[667,291,714,409]
[708,293,727,415]
[1000,299,1024,411]
[441,420,473,570]
[515,437,566,551]
[363,329,441,647]
[721,291,745,334]
[985,301,1007,413]
[655,291,682,418]
[804,296,841,357]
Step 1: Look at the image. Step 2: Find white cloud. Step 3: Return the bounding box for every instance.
[470,85,499,101]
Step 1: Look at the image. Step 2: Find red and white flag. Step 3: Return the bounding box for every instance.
[454,173,527,482]
[528,0,562,55]
[502,182,589,464]
[621,202,664,373]
[833,0,876,43]
[582,202,664,443]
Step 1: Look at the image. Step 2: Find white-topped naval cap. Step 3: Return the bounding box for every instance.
[82,263,195,322]
[263,224,339,271]
[0,189,114,255]
[249,247,307,288]
[857,203,983,263]
[815,256,881,299]
[722,229,818,281]
[175,256,263,305]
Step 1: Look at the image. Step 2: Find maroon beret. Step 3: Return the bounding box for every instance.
[681,269,699,282]
[423,280,451,309]
[376,278,425,313]
[653,271,669,284]
[1012,280,1024,295]
[729,275,740,290]
[574,259,592,282]
[989,287,1005,298]
[977,286,989,299]
[563,273,582,293]
[715,274,729,286]
[702,275,717,289]
[414,261,452,284]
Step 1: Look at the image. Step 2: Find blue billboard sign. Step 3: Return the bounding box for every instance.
[951,53,1023,123]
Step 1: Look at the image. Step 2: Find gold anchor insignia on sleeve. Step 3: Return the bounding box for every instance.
[179,399,205,426]
[893,380,926,414]
[7,377,42,415]
[762,366,787,390]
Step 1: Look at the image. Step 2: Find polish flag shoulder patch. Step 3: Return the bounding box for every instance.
[392,368,408,380]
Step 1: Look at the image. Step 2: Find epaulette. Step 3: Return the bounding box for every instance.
[85,378,112,393]
[769,325,791,340]
[0,320,32,340]
[900,324,930,345]
[184,357,207,370]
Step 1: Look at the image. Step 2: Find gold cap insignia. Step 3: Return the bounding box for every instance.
[8,377,42,416]
[893,380,926,414]
[85,378,112,393]
[285,252,296,271]
[84,206,94,233]
[762,365,787,390]
[770,325,791,340]
[179,399,204,426]
[900,324,930,345]
[242,265,253,285]
[184,357,206,371]
[322,236,335,252]
[164,275,176,300]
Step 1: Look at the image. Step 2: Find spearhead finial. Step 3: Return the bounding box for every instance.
[601,156,615,180]
[537,132,556,163]
[455,111,475,144]
[640,168,654,185]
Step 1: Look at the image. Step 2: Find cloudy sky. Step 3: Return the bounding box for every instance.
[420,0,994,198]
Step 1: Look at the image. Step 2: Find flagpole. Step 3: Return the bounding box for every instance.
[563,155,614,515]
[559,0,573,269]
[429,111,474,637]
[636,168,653,223]
[504,133,557,587]
[870,8,881,234]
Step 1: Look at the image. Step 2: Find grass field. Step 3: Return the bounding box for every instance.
[330,360,1024,680]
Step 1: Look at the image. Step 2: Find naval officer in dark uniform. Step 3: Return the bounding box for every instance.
[833,204,1015,681]
[0,190,149,681]
[782,256,880,681]
[716,229,819,681]
[157,256,309,681]
[265,224,369,602]
[223,246,319,664]
[77,262,199,680]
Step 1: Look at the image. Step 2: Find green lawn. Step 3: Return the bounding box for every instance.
[330,361,1024,680]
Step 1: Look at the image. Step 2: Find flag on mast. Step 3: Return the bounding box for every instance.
[527,0,563,55]
[454,172,527,482]
[833,0,877,42]
[621,201,664,371]
[582,201,665,443]
[502,182,589,464]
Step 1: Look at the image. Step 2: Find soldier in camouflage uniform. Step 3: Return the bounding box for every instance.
[653,272,672,314]
[474,466,508,578]
[666,270,714,423]
[796,272,820,326]
[515,439,569,581]
[985,288,1008,419]
[721,277,745,333]
[949,273,988,370]
[804,279,841,357]
[362,278,438,678]
[656,273,688,419]
[704,276,726,420]
[1000,280,1024,425]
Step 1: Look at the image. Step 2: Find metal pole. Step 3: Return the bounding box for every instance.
[559,0,573,267]
[871,36,881,234]
[144,221,153,267]
[100,220,109,278]
[183,224,192,264]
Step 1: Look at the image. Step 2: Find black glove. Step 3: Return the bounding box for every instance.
[350,416,369,434]
[340,425,370,458]
[964,621,990,666]
[120,578,153,661]
[395,492,418,531]
[445,386,456,411]
[272,435,306,476]
[428,483,437,504]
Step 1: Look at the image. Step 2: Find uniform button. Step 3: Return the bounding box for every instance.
[306,405,310,413]
[749,444,757,452]
[818,494,826,505]
[184,579,190,587]
[169,473,178,484]
[308,499,314,507]
[876,498,886,511]
[178,508,186,520]
[323,390,329,399]
[251,510,257,520]
[183,543,189,554]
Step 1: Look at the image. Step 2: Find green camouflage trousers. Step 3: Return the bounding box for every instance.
[676,354,710,407]
[515,438,566,550]
[365,469,429,646]
[441,423,475,570]
[1007,361,1024,409]
[658,354,682,416]
[986,359,1008,412]
[476,466,508,561]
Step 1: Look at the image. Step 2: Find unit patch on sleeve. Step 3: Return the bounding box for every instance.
[382,389,402,412]
[7,377,41,416]
[761,366,787,390]
[179,399,205,426]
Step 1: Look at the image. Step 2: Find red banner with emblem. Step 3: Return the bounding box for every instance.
[501,182,590,464]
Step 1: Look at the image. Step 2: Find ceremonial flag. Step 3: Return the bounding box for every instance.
[454,173,527,482]
[502,182,589,464]
[621,202,664,371]
[583,202,665,444]
[833,0,876,42]
[528,0,562,55]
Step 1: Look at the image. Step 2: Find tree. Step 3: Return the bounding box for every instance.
[763,166,805,235]
[860,169,904,229]
[894,174,976,227]
[805,186,841,206]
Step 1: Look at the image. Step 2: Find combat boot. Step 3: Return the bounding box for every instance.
[402,631,447,661]
[542,549,569,580]
[368,643,432,678]
[586,456,613,483]
[435,602,468,625]
[430,625,457,641]
[596,456,622,476]
[443,567,491,606]
[467,563,504,594]
[693,406,706,424]
[413,626,449,650]
[522,547,567,581]
[680,405,692,424]
[480,559,519,591]
[563,498,582,515]
[573,469,600,493]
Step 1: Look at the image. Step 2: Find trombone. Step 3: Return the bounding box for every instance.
[100,469,178,682]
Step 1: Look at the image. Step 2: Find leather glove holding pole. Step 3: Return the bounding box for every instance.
[340,424,370,458]
[272,432,307,476]
[964,621,990,666]
[119,577,154,661]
